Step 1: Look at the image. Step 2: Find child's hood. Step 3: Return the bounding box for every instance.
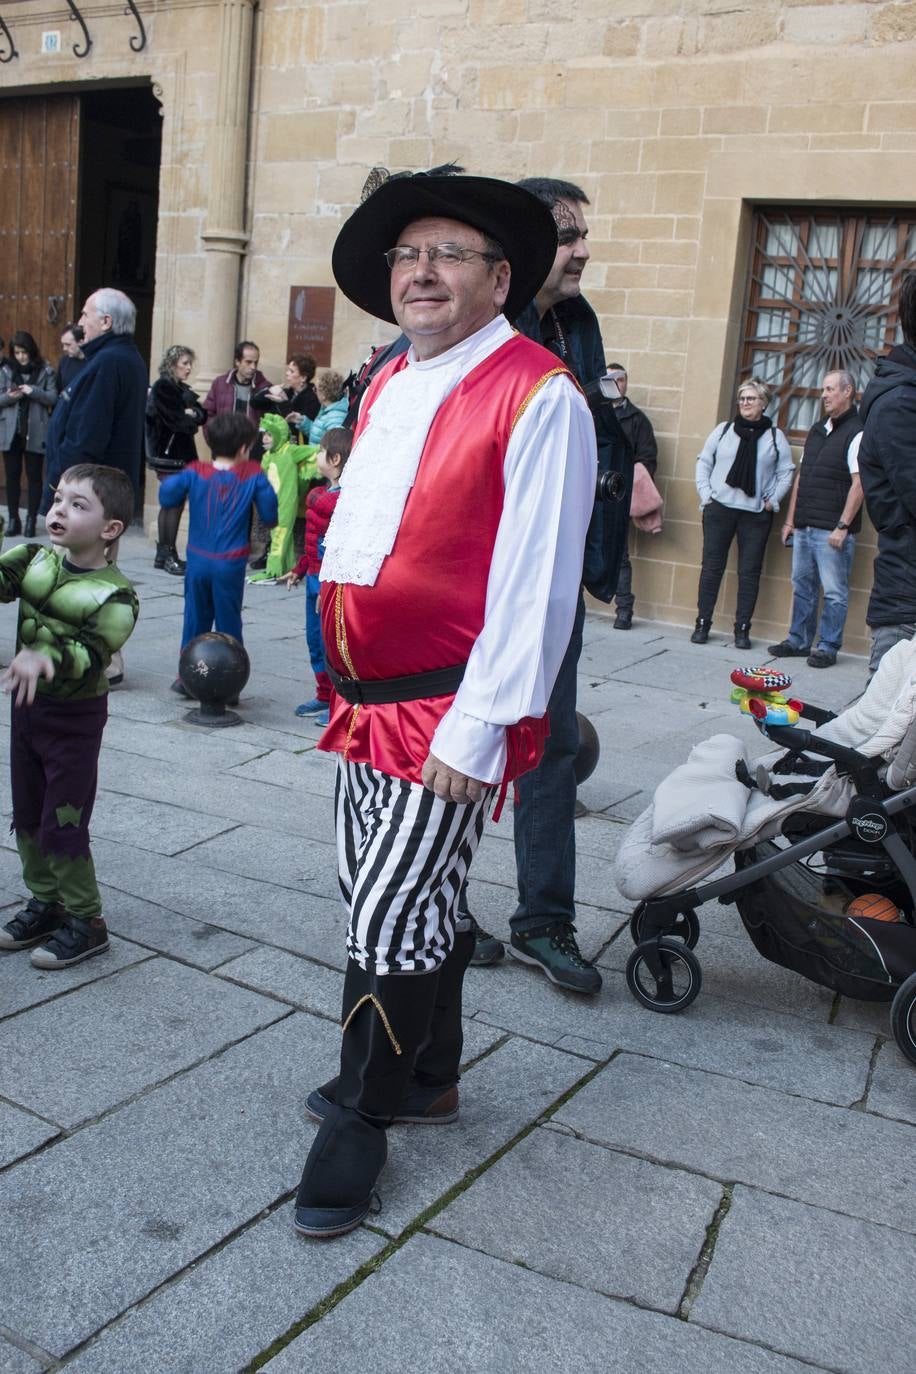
[259,412,291,449]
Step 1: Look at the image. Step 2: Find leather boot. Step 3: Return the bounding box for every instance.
[294,960,440,1238]
[163,546,186,576]
[734,621,752,651]
[7,513,21,536]
[690,617,711,645]
[23,515,36,538]
[154,541,169,570]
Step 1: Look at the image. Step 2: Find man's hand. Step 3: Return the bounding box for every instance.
[828,527,848,551]
[422,752,486,805]
[781,521,794,546]
[2,650,54,706]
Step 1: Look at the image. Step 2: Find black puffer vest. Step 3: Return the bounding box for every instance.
[794,406,862,533]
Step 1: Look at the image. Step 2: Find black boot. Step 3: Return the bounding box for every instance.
[734,622,752,651]
[690,617,711,644]
[294,961,440,1238]
[154,541,169,570]
[163,547,186,576]
[7,513,21,536]
[23,515,36,538]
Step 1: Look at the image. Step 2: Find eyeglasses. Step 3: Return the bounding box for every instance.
[384,243,499,270]
[738,395,761,404]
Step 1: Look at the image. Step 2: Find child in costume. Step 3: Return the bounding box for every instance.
[249,412,303,584]
[284,426,351,726]
[160,412,277,694]
[0,464,139,969]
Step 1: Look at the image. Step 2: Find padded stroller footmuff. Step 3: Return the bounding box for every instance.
[735,841,916,1001]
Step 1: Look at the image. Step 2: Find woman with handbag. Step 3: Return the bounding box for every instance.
[0,331,58,537]
[692,377,794,649]
[147,345,206,574]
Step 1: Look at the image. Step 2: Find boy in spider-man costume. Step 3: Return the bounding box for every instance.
[160,412,277,692]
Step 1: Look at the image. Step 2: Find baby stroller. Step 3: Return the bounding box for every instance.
[614,647,916,1065]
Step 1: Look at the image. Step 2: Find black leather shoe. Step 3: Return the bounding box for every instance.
[7,514,21,536]
[614,611,633,630]
[23,516,36,538]
[734,623,752,651]
[769,640,810,657]
[163,548,186,576]
[690,618,711,644]
[294,1106,386,1238]
[806,650,836,668]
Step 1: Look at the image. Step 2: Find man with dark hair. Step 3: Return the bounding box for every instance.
[604,361,658,630]
[769,370,863,669]
[201,340,271,433]
[469,176,629,996]
[858,273,916,674]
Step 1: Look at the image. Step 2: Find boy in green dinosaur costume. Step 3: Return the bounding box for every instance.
[0,464,139,969]
[250,413,318,583]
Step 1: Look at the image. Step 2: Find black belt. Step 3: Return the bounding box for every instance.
[327,662,466,706]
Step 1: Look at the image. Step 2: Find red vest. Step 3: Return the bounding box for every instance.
[319,332,572,785]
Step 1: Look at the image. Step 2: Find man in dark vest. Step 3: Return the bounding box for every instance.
[769,369,863,668]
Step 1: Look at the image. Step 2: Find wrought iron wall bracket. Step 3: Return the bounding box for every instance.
[65,0,93,58]
[124,1,146,53]
[0,12,18,63]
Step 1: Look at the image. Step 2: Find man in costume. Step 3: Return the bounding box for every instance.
[293,171,597,1238]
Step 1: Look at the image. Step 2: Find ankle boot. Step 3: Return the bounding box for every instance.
[734,621,752,651]
[23,515,36,538]
[294,960,440,1238]
[154,541,169,570]
[163,546,186,576]
[690,617,711,645]
[7,513,21,536]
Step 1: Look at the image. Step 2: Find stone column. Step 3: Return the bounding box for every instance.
[196,0,256,388]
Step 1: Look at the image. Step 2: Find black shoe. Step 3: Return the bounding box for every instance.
[163,548,186,576]
[294,1105,386,1238]
[0,898,66,950]
[614,611,633,630]
[306,1078,459,1126]
[30,914,109,969]
[6,514,21,536]
[23,516,36,538]
[807,650,836,668]
[154,541,169,569]
[248,552,268,571]
[508,923,602,994]
[466,913,505,966]
[690,618,711,645]
[768,639,810,657]
[734,622,752,651]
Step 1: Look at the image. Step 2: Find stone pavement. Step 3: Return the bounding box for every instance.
[0,529,913,1374]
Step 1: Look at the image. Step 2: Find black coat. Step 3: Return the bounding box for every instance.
[858,344,916,627]
[251,382,320,423]
[147,376,206,467]
[45,331,148,498]
[613,398,658,475]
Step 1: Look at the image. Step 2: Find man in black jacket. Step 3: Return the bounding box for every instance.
[857,273,916,674]
[605,361,658,630]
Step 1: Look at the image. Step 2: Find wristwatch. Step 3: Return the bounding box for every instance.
[836,520,850,531]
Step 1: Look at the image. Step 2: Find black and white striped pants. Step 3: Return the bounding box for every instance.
[334,758,492,974]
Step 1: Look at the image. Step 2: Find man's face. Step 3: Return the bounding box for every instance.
[537,198,590,310]
[389,216,510,361]
[79,294,112,342]
[60,330,81,357]
[235,347,259,383]
[822,372,853,419]
[606,367,628,399]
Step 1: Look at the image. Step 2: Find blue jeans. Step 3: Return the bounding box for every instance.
[786,527,855,656]
[305,573,325,677]
[511,593,586,934]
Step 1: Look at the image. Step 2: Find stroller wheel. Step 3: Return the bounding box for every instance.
[890,971,916,1066]
[629,907,700,949]
[626,938,702,1014]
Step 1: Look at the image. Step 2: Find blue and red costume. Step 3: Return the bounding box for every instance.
[160,460,278,647]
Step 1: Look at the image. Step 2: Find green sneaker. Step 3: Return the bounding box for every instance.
[508,923,602,994]
[465,913,505,966]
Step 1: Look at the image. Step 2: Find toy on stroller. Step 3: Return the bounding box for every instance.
[615,655,916,1065]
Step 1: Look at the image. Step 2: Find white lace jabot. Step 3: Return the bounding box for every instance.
[320,316,513,587]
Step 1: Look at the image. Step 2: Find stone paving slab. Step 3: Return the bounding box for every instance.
[180,823,335,894]
[0,1336,45,1373]
[553,1053,914,1232]
[100,887,256,971]
[0,958,287,1127]
[0,1013,337,1358]
[691,1186,916,1374]
[0,1099,59,1168]
[0,936,154,1021]
[88,792,240,856]
[432,1125,721,1313]
[101,716,269,772]
[369,1035,591,1236]
[263,1232,825,1374]
[466,965,876,1103]
[228,747,339,796]
[865,1039,916,1125]
[470,829,628,914]
[62,1207,385,1374]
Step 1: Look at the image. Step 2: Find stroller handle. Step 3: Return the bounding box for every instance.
[763,723,883,793]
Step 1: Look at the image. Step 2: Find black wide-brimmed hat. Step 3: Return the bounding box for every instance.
[331,169,558,325]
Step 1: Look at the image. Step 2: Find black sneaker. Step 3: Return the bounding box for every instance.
[305,1077,459,1126]
[30,915,109,969]
[768,640,809,657]
[806,650,836,668]
[508,923,602,994]
[613,611,632,630]
[465,913,505,966]
[0,898,66,950]
[248,552,268,571]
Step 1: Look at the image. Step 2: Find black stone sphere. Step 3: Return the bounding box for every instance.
[574,711,600,785]
[179,633,250,724]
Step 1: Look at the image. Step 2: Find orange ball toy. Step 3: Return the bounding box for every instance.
[845,893,901,923]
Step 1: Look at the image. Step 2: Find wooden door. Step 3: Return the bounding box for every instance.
[0,93,80,365]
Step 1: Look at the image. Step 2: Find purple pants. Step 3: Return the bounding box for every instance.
[10,693,108,861]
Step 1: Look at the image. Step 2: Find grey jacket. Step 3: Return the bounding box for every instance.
[0,362,59,454]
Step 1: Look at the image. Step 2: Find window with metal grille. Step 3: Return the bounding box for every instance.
[739,209,916,440]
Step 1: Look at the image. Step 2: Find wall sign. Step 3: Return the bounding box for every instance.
[287,286,335,366]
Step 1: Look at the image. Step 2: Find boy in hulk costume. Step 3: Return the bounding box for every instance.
[249,413,316,583]
[0,464,139,970]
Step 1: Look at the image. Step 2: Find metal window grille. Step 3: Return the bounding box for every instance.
[740,209,916,440]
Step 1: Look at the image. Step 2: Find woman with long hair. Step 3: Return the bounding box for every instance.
[147,344,205,574]
[0,331,58,536]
